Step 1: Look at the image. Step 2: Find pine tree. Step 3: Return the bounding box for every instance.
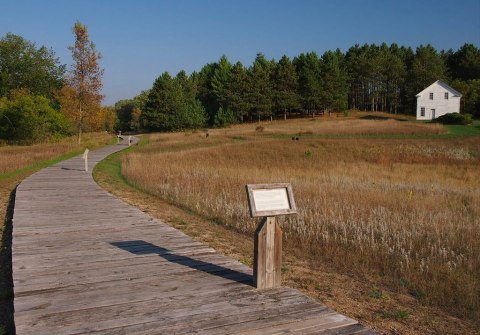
[320,50,348,112]
[293,52,322,115]
[227,61,250,122]
[248,53,272,121]
[272,55,299,120]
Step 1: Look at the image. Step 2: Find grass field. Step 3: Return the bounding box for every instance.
[108,114,479,334]
[0,132,114,335]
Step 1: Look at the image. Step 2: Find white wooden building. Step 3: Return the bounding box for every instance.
[416,80,462,120]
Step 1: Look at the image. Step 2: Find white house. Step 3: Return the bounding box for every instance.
[416,80,462,120]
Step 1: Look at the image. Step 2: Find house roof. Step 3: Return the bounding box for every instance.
[415,80,463,98]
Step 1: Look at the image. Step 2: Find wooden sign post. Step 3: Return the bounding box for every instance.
[82,148,89,172]
[246,183,297,289]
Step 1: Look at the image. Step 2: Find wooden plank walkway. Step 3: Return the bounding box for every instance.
[12,138,376,334]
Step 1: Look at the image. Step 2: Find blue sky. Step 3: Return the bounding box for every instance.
[1,0,479,105]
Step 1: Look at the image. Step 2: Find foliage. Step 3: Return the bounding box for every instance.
[114,90,149,132]
[434,113,473,125]
[182,99,207,129]
[143,72,206,131]
[67,21,104,144]
[0,91,70,142]
[294,52,322,112]
[213,106,235,128]
[122,43,480,132]
[0,33,65,99]
[101,106,117,132]
[248,54,273,120]
[320,49,349,111]
[227,61,250,121]
[272,55,299,119]
[211,55,232,111]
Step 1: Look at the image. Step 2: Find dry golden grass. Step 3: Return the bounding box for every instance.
[202,113,446,138]
[122,118,480,323]
[0,132,113,174]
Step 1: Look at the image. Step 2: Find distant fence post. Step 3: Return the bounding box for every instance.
[246,183,297,289]
[82,148,89,172]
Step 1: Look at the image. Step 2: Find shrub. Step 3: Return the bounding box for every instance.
[434,113,473,125]
[0,92,71,142]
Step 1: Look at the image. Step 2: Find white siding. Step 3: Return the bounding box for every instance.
[416,81,461,120]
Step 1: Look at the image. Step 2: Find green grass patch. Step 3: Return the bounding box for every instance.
[93,135,149,188]
[444,120,480,137]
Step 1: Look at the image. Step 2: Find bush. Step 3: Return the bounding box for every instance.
[0,93,71,142]
[434,113,473,125]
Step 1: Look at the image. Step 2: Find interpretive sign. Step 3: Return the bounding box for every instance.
[246,183,296,218]
[245,183,297,289]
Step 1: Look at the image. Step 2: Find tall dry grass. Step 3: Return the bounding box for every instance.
[0,132,113,174]
[122,121,480,321]
[221,115,447,137]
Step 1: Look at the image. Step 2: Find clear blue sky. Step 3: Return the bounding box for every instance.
[1,0,479,105]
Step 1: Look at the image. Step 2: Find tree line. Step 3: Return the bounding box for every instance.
[0,23,108,144]
[116,43,480,132]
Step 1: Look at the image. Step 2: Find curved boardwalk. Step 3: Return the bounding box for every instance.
[12,138,375,335]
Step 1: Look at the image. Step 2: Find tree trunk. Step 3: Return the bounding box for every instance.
[284,109,287,121]
[77,102,83,145]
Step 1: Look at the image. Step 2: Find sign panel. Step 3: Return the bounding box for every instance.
[246,183,296,217]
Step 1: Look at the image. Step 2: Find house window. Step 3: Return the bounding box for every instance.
[429,93,434,100]
[445,92,449,99]
[420,107,425,117]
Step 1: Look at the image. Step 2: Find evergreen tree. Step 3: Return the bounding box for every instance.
[143,72,206,131]
[293,52,322,115]
[196,62,218,124]
[176,70,197,101]
[211,55,232,111]
[319,49,348,112]
[143,72,185,130]
[248,54,272,121]
[409,45,446,96]
[227,61,250,122]
[447,43,480,81]
[272,55,299,119]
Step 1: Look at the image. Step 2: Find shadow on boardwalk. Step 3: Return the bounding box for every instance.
[110,240,253,286]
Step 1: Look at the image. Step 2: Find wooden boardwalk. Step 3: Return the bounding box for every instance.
[12,138,375,334]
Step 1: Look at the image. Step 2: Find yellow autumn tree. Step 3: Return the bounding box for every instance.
[65,21,104,144]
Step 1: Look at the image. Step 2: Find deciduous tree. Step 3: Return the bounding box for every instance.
[67,21,104,144]
[0,33,65,99]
